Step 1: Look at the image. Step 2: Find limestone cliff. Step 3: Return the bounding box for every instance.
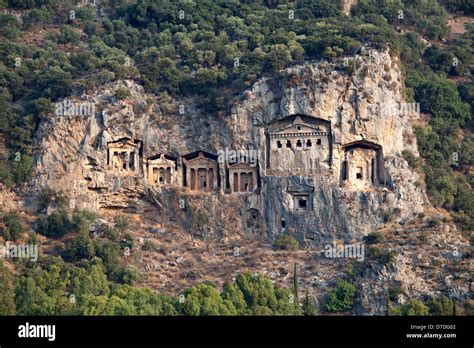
[31,48,428,245]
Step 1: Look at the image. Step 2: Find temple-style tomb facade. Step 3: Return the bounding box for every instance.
[146,154,177,186]
[107,138,141,173]
[182,151,219,192]
[104,114,387,196]
[266,115,332,175]
[340,140,385,187]
[227,162,258,193]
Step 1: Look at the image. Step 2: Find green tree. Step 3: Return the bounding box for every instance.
[292,263,299,300]
[267,44,292,72]
[179,283,237,316]
[427,294,454,316]
[66,232,96,261]
[37,209,71,238]
[1,212,24,241]
[324,280,357,312]
[389,299,430,316]
[363,231,385,245]
[273,234,299,250]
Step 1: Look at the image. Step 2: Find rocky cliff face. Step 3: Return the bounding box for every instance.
[31,48,428,245]
[25,48,472,315]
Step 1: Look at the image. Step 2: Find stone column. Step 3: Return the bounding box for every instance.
[194,168,198,190]
[187,166,190,189]
[191,168,198,190]
[212,167,216,190]
[148,163,152,184]
[237,171,241,192]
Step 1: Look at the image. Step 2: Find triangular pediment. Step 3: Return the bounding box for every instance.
[270,115,326,135]
[271,123,324,135]
[229,162,256,170]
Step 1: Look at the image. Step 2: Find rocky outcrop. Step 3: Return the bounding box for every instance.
[31,48,428,245]
[343,0,358,16]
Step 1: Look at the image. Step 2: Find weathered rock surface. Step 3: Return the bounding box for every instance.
[31,49,427,247]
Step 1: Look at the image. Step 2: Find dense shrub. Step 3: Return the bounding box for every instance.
[273,235,299,251]
[324,280,357,312]
[427,294,454,316]
[389,295,454,316]
[389,299,430,316]
[0,212,24,241]
[65,232,96,261]
[363,231,385,245]
[37,209,71,238]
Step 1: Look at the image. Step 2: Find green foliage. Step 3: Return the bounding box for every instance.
[459,135,474,167]
[179,283,237,316]
[121,265,141,285]
[65,232,96,261]
[37,187,68,211]
[37,209,71,238]
[388,299,430,316]
[10,153,33,184]
[0,212,24,241]
[0,157,14,188]
[115,87,131,100]
[302,289,316,316]
[95,241,121,278]
[439,0,474,12]
[324,280,357,312]
[368,245,397,265]
[14,260,75,315]
[402,150,421,169]
[427,294,454,316]
[114,215,130,234]
[363,231,385,245]
[10,252,309,316]
[57,25,80,45]
[267,44,293,72]
[292,263,299,299]
[141,239,154,251]
[0,14,21,39]
[273,234,299,250]
[352,0,450,40]
[388,285,403,302]
[227,272,302,315]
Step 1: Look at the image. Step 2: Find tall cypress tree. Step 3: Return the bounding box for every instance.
[292,263,299,305]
